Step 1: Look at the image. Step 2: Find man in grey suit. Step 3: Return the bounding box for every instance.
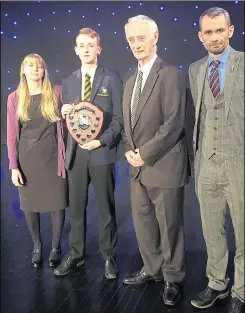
[189,8,244,313]
[122,15,190,306]
[54,28,123,279]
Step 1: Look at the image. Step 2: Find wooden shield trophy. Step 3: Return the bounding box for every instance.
[66,101,104,145]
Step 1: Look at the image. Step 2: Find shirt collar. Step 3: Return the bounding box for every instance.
[138,54,158,74]
[81,64,97,77]
[208,46,231,66]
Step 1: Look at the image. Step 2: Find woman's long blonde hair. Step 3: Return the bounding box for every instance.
[17,53,60,122]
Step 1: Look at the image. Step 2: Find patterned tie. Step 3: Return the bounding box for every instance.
[209,60,220,101]
[131,70,143,129]
[83,73,91,101]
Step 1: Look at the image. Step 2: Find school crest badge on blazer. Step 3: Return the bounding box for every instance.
[97,86,109,96]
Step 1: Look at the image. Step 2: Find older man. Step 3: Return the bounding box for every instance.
[189,7,244,313]
[122,15,190,306]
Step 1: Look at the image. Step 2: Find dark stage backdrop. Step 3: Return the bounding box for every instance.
[1,1,244,145]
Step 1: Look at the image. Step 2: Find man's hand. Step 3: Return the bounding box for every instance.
[11,169,24,187]
[125,150,144,167]
[134,149,145,165]
[79,140,101,150]
[61,103,74,119]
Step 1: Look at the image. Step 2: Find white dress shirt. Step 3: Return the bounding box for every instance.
[130,54,158,111]
[81,64,97,100]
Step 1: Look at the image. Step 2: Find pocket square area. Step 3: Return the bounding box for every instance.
[98,86,109,96]
[97,93,109,96]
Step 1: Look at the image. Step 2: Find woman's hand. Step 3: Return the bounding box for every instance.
[11,169,24,187]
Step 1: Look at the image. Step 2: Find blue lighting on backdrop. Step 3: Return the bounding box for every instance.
[1,1,244,95]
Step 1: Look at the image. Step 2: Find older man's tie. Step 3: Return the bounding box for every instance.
[131,70,143,129]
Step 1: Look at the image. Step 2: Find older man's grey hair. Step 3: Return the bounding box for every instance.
[199,7,231,30]
[125,15,158,34]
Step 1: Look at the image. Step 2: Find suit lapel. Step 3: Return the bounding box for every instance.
[73,69,83,103]
[90,65,104,103]
[123,70,137,149]
[132,57,161,130]
[224,48,240,119]
[66,69,82,152]
[195,58,208,122]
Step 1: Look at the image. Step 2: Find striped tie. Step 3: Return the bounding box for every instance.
[83,73,91,101]
[131,70,143,129]
[209,60,220,101]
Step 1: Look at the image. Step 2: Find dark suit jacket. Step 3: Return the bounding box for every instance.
[123,57,190,188]
[62,65,123,169]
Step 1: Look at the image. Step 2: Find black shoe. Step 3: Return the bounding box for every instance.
[123,268,164,285]
[191,286,229,309]
[105,258,117,280]
[163,281,182,306]
[228,297,244,313]
[48,248,61,267]
[53,254,85,276]
[32,248,42,268]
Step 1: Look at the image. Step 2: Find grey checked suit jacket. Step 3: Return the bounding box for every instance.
[122,57,190,188]
[189,47,244,156]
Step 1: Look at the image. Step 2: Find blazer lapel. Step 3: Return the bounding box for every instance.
[195,58,208,122]
[123,70,137,149]
[90,65,104,103]
[73,69,83,103]
[132,57,161,130]
[224,48,240,119]
[67,70,82,153]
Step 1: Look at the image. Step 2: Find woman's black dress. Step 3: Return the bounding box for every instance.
[18,94,67,212]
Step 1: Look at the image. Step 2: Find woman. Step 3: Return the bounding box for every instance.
[7,53,68,268]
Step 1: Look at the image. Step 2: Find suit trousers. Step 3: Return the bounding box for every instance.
[131,179,185,282]
[195,152,244,302]
[68,146,117,260]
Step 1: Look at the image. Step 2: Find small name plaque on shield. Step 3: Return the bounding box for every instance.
[66,101,104,145]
